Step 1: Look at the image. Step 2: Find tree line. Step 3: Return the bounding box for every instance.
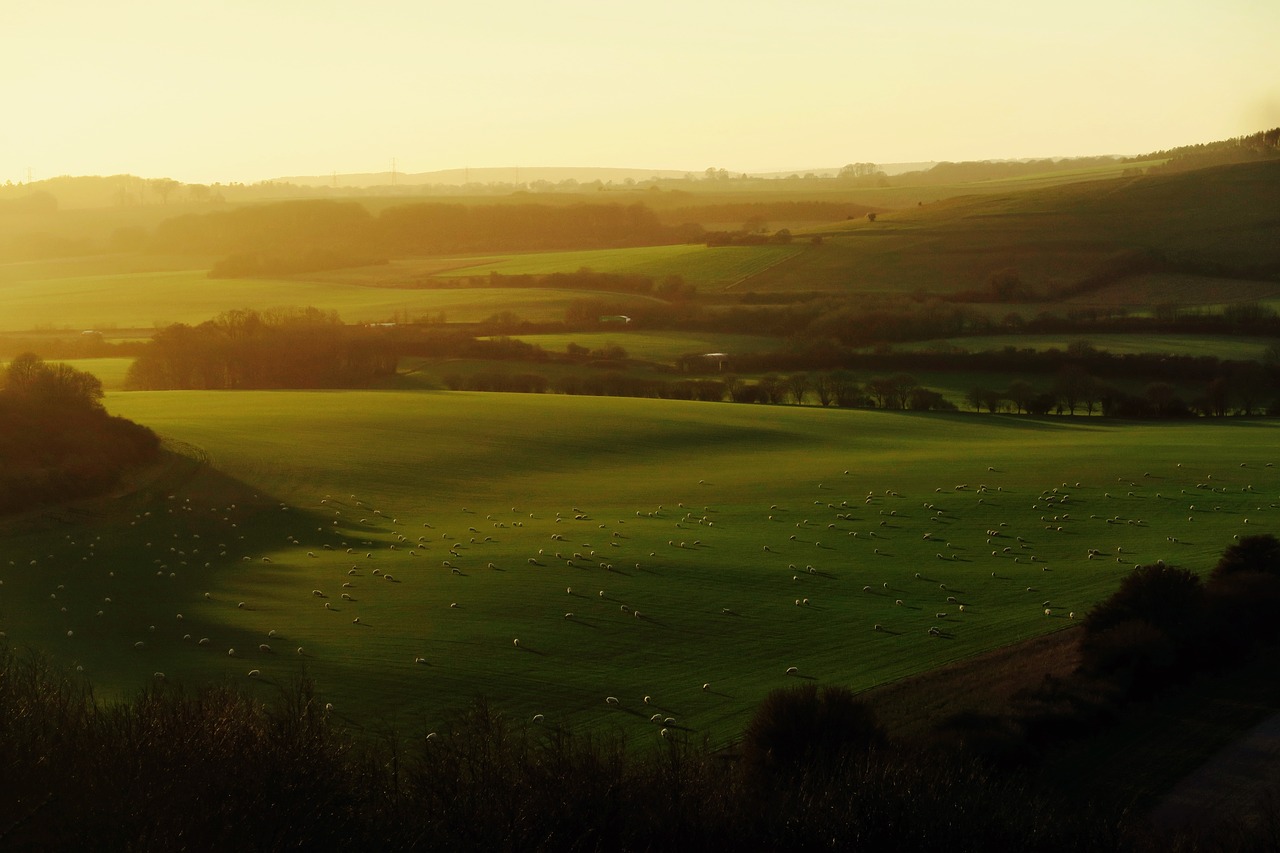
[125,308,398,390]
[0,354,158,514]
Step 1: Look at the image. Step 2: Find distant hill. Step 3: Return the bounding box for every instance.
[746,158,1280,299]
[273,162,945,188]
[272,166,696,188]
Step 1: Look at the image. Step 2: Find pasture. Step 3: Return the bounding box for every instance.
[0,267,666,332]
[429,243,804,290]
[2,390,1276,746]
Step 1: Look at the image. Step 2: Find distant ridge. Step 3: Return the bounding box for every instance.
[271,163,942,188]
[273,166,693,188]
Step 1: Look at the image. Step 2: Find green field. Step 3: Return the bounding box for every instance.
[497,331,781,363]
[430,243,804,290]
[0,268,667,331]
[3,390,1276,746]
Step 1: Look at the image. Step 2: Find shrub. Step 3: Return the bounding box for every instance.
[740,684,884,786]
[1210,534,1280,580]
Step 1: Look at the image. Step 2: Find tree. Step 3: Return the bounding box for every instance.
[783,373,810,405]
[966,387,987,413]
[149,178,180,205]
[3,352,103,409]
[1052,365,1093,415]
[1005,380,1034,414]
[812,373,834,407]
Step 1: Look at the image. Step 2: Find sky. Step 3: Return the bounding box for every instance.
[3,0,1278,185]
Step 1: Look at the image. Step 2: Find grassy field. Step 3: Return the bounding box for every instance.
[430,243,804,290]
[0,268,668,331]
[495,331,782,363]
[3,390,1276,747]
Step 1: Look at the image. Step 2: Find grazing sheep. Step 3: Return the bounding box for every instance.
[895,599,904,606]
[513,639,520,647]
[702,683,710,691]
[198,638,210,646]
[786,666,799,675]
[606,696,619,705]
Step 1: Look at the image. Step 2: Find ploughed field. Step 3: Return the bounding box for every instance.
[2,391,1276,745]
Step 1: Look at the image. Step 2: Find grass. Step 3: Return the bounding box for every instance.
[430,243,805,290]
[493,331,782,363]
[3,390,1277,748]
[0,268,666,331]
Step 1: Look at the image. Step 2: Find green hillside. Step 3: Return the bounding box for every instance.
[3,391,1275,746]
[745,160,1280,300]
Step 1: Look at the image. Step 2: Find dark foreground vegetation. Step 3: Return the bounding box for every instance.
[4,538,1280,851]
[0,648,1127,853]
[0,354,158,515]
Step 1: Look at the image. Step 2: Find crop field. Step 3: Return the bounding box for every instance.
[430,243,804,290]
[0,268,666,331]
[2,391,1276,746]
[497,331,781,363]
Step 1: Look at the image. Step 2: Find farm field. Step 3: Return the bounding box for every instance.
[496,331,781,363]
[0,268,667,331]
[429,243,804,290]
[3,390,1276,747]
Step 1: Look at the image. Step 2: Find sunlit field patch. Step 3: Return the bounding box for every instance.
[2,390,1276,746]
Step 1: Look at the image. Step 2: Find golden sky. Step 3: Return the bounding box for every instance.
[4,0,1278,184]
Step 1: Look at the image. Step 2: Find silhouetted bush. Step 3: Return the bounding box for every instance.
[1211,533,1280,580]
[740,684,885,786]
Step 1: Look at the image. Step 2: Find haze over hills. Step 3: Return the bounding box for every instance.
[270,163,946,188]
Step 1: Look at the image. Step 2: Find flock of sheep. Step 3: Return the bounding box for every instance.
[1,458,1274,737]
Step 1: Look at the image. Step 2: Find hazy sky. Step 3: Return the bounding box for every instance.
[4,0,1278,184]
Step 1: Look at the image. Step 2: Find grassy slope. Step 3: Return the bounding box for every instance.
[3,391,1276,747]
[748,160,1280,297]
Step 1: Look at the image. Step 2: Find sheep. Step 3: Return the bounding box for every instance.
[198,637,210,646]
[786,666,799,675]
[606,696,619,705]
[513,638,520,647]
[895,599,904,606]
[643,695,651,704]
[702,683,710,691]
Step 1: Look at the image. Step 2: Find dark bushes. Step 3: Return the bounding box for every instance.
[0,648,1131,852]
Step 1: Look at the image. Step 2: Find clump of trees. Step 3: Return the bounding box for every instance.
[0,354,159,514]
[125,308,397,390]
[948,535,1280,768]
